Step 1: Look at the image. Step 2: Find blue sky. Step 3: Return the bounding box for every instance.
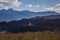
[19,0,60,6]
[0,0,60,12]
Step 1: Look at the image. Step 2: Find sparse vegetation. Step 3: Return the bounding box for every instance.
[0,32,60,40]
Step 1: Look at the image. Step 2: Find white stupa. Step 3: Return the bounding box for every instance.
[28,22,32,26]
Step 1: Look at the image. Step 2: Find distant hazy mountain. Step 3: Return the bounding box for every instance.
[31,15,60,20]
[0,9,59,22]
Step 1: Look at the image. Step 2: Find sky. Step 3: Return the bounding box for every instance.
[0,0,60,13]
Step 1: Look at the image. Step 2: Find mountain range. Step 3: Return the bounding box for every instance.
[0,15,60,33]
[0,9,59,22]
[0,9,60,33]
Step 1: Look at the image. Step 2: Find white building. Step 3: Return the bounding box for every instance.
[28,22,32,26]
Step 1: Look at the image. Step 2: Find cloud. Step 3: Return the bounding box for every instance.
[34,5,39,7]
[45,7,54,11]
[0,0,23,10]
[27,4,40,8]
[0,0,8,2]
[27,4,33,8]
[45,4,60,13]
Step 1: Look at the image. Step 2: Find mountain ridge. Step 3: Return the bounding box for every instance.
[0,9,59,22]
